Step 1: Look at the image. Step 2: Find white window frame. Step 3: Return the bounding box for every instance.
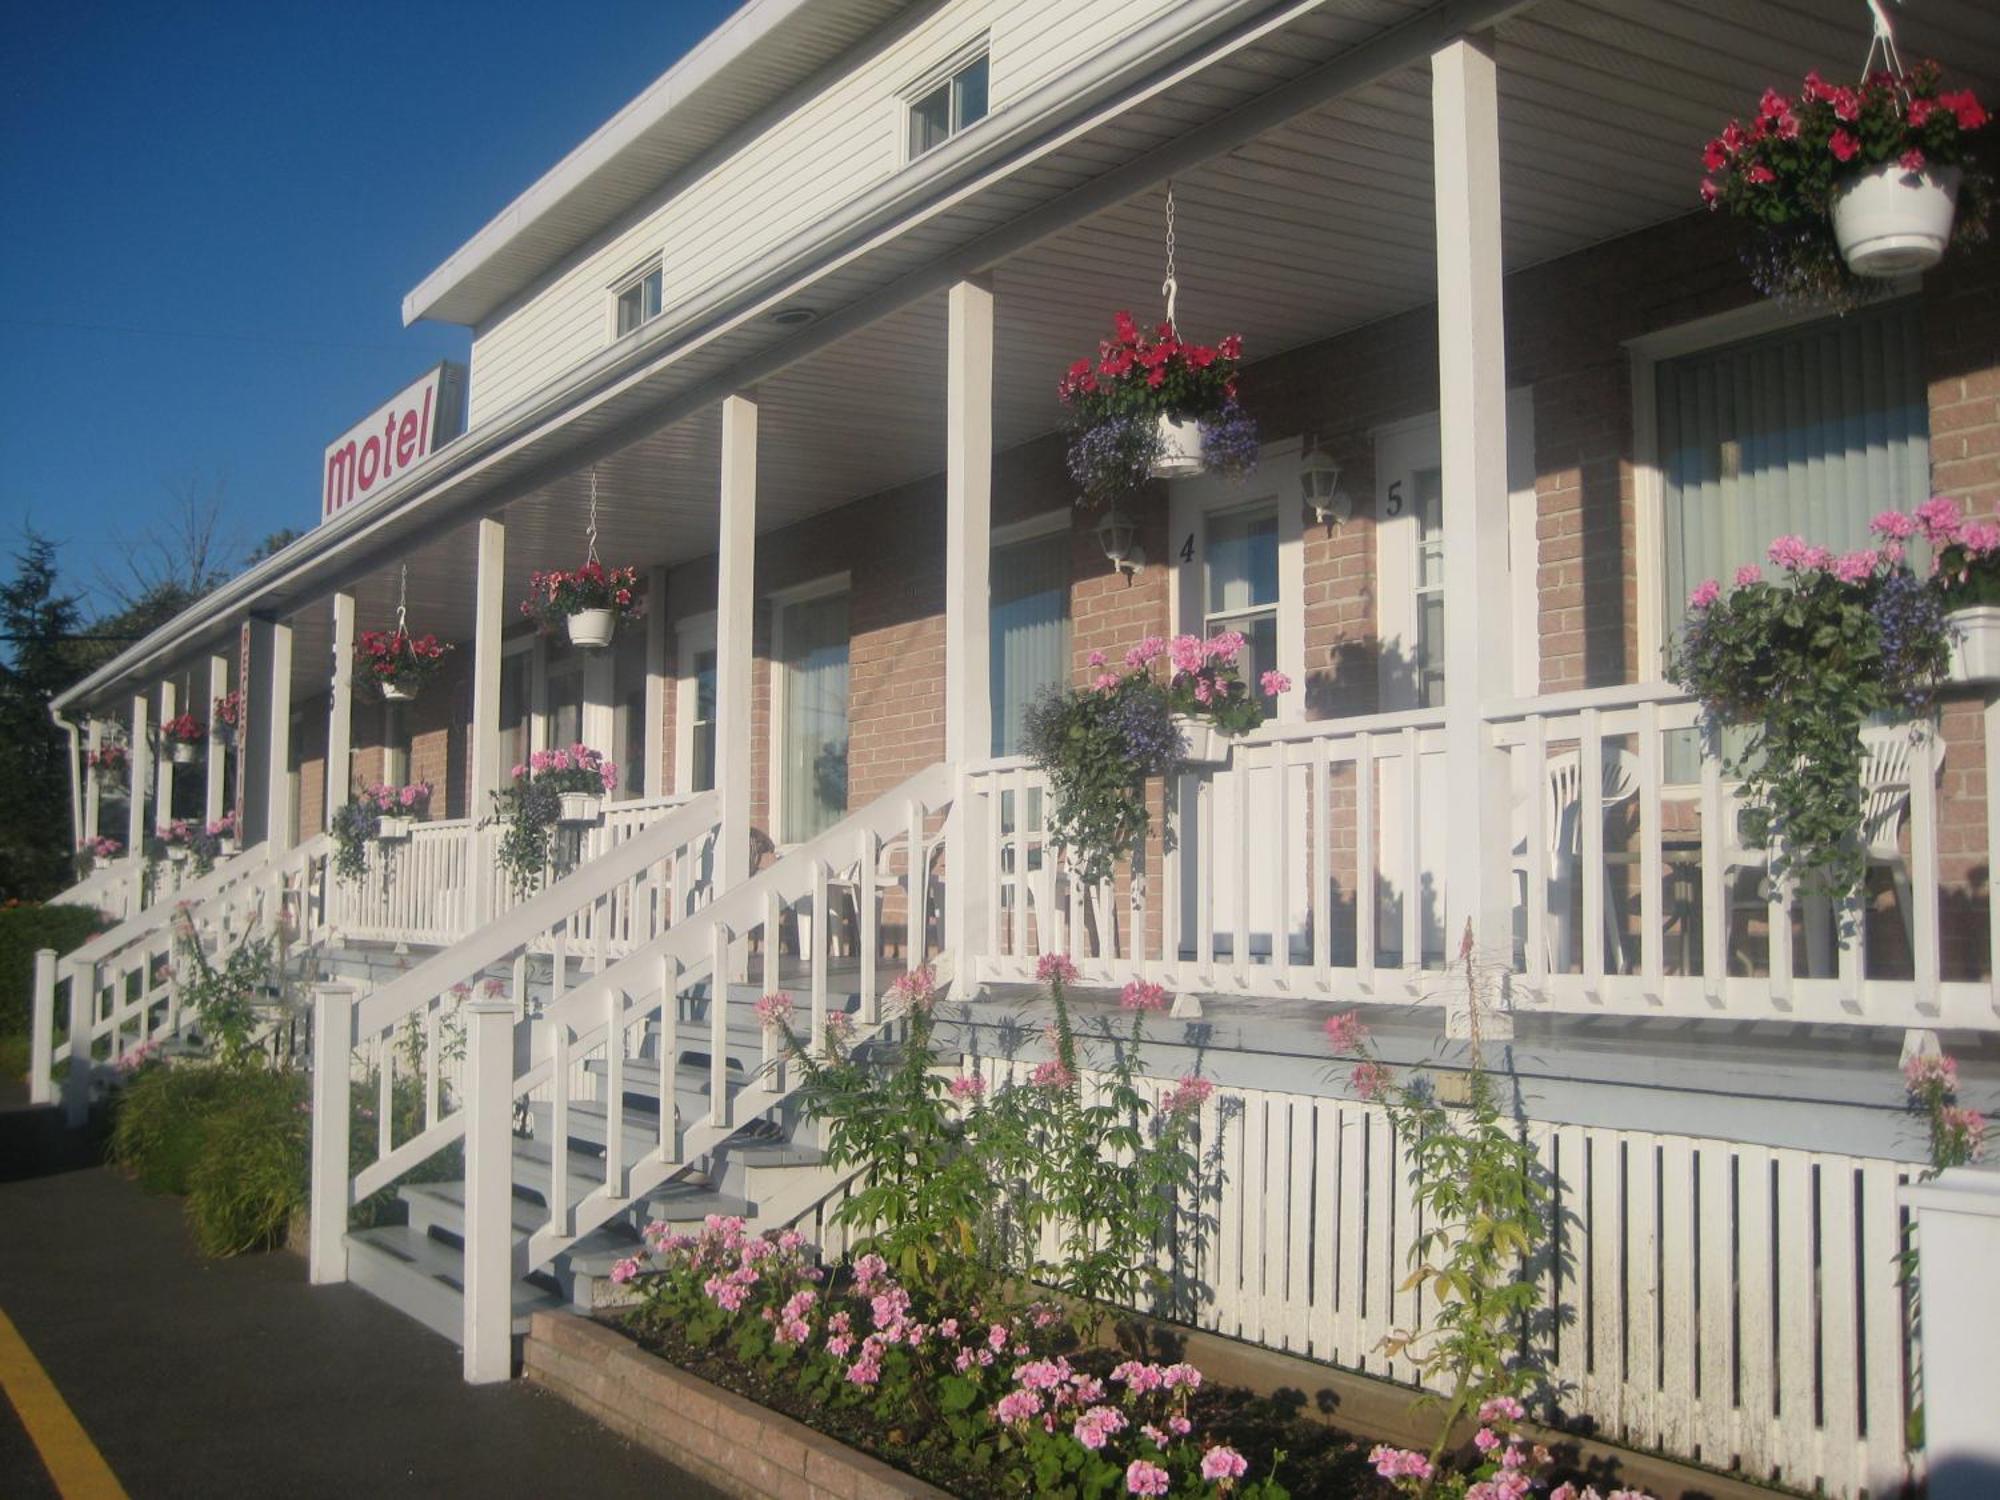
[1626,283,1918,681]
[674,611,717,798]
[900,37,990,165]
[1374,389,1538,707]
[607,255,665,343]
[768,572,851,847]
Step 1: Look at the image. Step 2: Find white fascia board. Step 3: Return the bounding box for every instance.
[402,0,844,329]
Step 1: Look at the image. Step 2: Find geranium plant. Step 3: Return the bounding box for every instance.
[519,562,641,630]
[357,628,451,699]
[1701,62,1992,306]
[1921,494,2000,609]
[212,689,244,736]
[1058,312,1255,505]
[1023,631,1291,884]
[1670,516,1950,901]
[161,712,205,747]
[87,742,129,777]
[488,745,618,894]
[76,835,122,875]
[329,783,430,883]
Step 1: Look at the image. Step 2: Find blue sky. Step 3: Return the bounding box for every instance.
[0,0,737,614]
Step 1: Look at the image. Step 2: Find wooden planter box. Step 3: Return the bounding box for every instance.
[524,1312,947,1500]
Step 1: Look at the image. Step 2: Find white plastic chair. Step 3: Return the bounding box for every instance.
[1513,746,1641,973]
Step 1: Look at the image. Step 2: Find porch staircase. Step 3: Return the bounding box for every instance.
[313,764,958,1374]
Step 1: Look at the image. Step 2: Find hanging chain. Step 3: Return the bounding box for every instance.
[586,468,602,567]
[395,563,409,635]
[1161,182,1179,338]
[1862,0,1905,85]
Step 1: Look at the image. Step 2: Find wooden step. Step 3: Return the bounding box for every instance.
[345,1224,561,1343]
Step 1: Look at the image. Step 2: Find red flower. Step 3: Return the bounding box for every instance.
[1801,70,1833,104]
[1146,366,1166,389]
[1908,97,1935,128]
[1758,88,1789,121]
[1188,345,1216,368]
[1775,111,1799,140]
[1901,147,1927,172]
[1702,138,1727,171]
[1218,333,1242,360]
[1699,177,1720,206]
[1831,88,1860,123]
[1747,163,1776,185]
[1112,310,1139,345]
[1829,129,1860,162]
[1940,89,1989,132]
[1720,120,1746,155]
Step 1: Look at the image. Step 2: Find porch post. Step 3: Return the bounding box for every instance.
[308,982,354,1285]
[460,995,516,1383]
[468,517,507,921]
[127,692,150,861]
[83,718,101,846]
[154,679,177,837]
[326,591,355,826]
[644,566,668,800]
[716,393,758,893]
[944,278,994,987]
[263,621,295,853]
[1432,34,1515,1001]
[205,654,230,827]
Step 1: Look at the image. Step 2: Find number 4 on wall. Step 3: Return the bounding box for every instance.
[1179,534,1195,564]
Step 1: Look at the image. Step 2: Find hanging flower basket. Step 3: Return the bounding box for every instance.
[212,689,244,747]
[1700,61,1991,306]
[162,713,205,766]
[376,815,414,841]
[558,791,604,824]
[1058,312,1256,503]
[490,746,620,894]
[521,563,641,650]
[87,743,130,782]
[359,628,451,702]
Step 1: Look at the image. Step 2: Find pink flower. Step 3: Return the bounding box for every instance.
[949,1074,988,1100]
[1202,1447,1250,1483]
[754,992,793,1031]
[1163,1074,1213,1116]
[1766,535,1816,571]
[1832,550,1879,585]
[1035,952,1079,987]
[1124,636,1166,670]
[1687,579,1721,610]
[1905,1053,1960,1095]
[1259,668,1292,697]
[889,965,938,1015]
[1072,1406,1128,1451]
[1030,1059,1075,1090]
[994,1389,1044,1425]
[1474,1426,1502,1453]
[609,1257,641,1285]
[1370,1446,1434,1482]
[1478,1396,1526,1423]
[1088,649,1108,667]
[1168,634,1207,676]
[1917,496,1964,544]
[1125,1460,1171,1497]
[1203,629,1246,664]
[1094,672,1122,692]
[1963,521,2000,556]
[1121,979,1170,1012]
[1323,1011,1369,1052]
[1351,1061,1393,1101]
[1942,1106,1988,1161]
[1733,564,1763,587]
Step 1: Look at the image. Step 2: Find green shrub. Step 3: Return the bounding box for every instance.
[186,1070,310,1256]
[0,902,110,1036]
[110,1063,246,1194]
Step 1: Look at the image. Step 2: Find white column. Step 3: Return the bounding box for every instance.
[262,621,295,854]
[944,279,994,987]
[468,517,507,921]
[83,719,101,845]
[308,983,354,1284]
[154,679,177,836]
[30,949,55,1106]
[205,654,230,827]
[460,996,516,1383]
[327,592,355,826]
[644,566,669,799]
[127,692,150,859]
[1432,34,1515,998]
[1902,1170,2000,1499]
[716,393,758,893]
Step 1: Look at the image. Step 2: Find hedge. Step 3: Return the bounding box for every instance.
[0,901,111,1036]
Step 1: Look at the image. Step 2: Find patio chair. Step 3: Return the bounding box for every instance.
[1512,746,1641,974]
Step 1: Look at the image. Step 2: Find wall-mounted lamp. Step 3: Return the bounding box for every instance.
[1095,507,1145,578]
[1300,440,1349,530]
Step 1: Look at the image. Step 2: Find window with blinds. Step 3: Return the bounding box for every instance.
[778,590,849,842]
[990,530,1071,756]
[1658,298,1929,621]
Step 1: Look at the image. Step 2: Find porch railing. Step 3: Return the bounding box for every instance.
[965,684,2000,1031]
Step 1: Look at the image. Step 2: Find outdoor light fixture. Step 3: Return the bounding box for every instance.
[770,305,819,327]
[1095,507,1144,578]
[1299,440,1349,529]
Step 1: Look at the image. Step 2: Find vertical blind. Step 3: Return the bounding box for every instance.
[781,591,850,842]
[990,531,1072,756]
[1659,299,1929,617]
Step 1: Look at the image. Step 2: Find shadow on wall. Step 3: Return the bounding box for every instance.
[1305,637,1422,721]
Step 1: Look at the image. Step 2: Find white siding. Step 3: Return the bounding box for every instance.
[465,0,1182,427]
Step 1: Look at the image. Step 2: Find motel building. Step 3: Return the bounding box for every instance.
[26,1,2000,1494]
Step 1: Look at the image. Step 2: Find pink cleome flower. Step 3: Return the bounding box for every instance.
[948,1073,988,1100]
[1035,952,1080,987]
[1031,1059,1076,1090]
[1121,979,1171,1012]
[754,992,793,1031]
[1904,1052,1959,1095]
[889,965,938,1015]
[1323,1011,1369,1053]
[1351,1061,1393,1102]
[1163,1074,1214,1116]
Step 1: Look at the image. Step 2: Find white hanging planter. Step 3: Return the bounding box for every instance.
[1149,414,1206,479]
[375,816,414,842]
[1832,163,1961,277]
[1946,604,2000,685]
[1173,715,1232,767]
[558,792,605,825]
[217,837,238,857]
[167,845,188,864]
[567,609,616,649]
[380,680,416,703]
[170,742,198,766]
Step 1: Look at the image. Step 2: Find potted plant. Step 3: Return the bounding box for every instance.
[366,779,433,839]
[520,562,641,649]
[1701,62,1991,304]
[161,713,205,765]
[488,746,619,894]
[358,628,451,702]
[1901,496,2000,683]
[212,689,244,746]
[1058,312,1256,503]
[87,741,129,783]
[1670,525,1950,900]
[160,818,195,863]
[1024,633,1290,884]
[207,812,239,858]
[76,835,122,876]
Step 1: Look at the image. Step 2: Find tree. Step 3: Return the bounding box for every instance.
[93,467,239,613]
[0,531,86,900]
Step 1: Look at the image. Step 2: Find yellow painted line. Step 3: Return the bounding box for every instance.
[0,1305,127,1499]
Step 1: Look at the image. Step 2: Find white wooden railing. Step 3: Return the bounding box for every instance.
[966,686,2000,1031]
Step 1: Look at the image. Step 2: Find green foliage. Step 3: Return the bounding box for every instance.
[111,1061,247,1194]
[0,532,86,901]
[185,1068,310,1256]
[172,915,272,1067]
[489,777,564,895]
[330,797,380,884]
[0,900,108,1036]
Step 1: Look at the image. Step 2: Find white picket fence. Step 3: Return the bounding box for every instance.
[942,1059,1916,1500]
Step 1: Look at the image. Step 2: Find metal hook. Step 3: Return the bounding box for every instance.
[1160,183,1180,337]
[396,564,409,635]
[1862,0,1904,84]
[586,469,601,568]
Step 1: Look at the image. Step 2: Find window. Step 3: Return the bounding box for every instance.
[1412,467,1445,708]
[610,627,649,800]
[989,527,1071,756]
[1656,299,1928,630]
[499,647,532,774]
[689,647,717,793]
[908,51,988,159]
[775,589,849,842]
[1204,505,1280,720]
[613,262,664,338]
